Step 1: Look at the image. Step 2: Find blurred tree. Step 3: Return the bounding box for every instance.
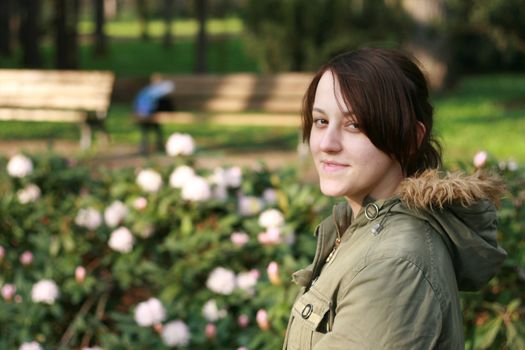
[93,0,108,56]
[0,0,12,56]
[446,0,525,73]
[242,0,408,73]
[136,0,150,41]
[401,0,450,90]
[195,0,208,73]
[19,0,43,67]
[54,0,80,69]
[162,0,175,48]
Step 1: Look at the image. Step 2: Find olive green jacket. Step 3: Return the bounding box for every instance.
[283,170,507,350]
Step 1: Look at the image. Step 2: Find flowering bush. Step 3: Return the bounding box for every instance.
[0,146,523,349]
[0,149,326,349]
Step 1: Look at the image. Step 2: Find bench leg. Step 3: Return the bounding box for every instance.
[80,123,92,150]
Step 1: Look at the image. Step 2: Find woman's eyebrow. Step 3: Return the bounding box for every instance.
[312,107,325,114]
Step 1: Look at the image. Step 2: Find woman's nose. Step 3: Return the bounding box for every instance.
[320,127,342,153]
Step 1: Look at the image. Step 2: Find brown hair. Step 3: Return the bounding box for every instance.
[302,47,442,177]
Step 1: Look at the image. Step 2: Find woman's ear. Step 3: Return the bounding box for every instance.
[417,121,426,147]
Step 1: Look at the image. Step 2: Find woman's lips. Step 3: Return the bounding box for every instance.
[321,160,349,172]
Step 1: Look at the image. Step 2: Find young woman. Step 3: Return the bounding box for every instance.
[282,48,507,349]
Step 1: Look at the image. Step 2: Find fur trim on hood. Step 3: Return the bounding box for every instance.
[396,169,507,291]
[397,169,506,210]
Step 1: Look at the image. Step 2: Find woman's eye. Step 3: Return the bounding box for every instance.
[344,121,360,131]
[313,117,328,127]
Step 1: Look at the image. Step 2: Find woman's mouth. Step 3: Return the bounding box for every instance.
[321,160,349,172]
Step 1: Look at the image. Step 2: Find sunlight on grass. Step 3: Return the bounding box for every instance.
[79,17,243,38]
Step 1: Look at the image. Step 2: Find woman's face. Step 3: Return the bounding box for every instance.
[309,70,403,210]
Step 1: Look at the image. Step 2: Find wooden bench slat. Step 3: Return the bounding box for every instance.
[0,108,86,122]
[0,96,111,111]
[152,111,301,127]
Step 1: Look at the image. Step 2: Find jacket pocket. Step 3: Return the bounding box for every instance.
[288,286,332,349]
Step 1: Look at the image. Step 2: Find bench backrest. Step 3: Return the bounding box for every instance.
[157,73,314,113]
[0,69,114,118]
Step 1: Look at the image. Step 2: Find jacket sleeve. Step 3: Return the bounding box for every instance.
[313,257,442,350]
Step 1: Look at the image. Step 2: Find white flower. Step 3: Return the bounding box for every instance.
[166,133,195,156]
[136,169,163,193]
[169,165,195,188]
[258,209,285,229]
[7,154,33,178]
[263,188,278,205]
[212,185,228,201]
[82,347,103,350]
[236,270,259,295]
[19,341,43,350]
[182,176,211,202]
[202,300,227,322]
[134,298,166,327]
[238,195,264,216]
[206,267,236,295]
[75,207,102,230]
[17,184,41,204]
[161,320,191,347]
[209,167,242,188]
[108,227,134,253]
[473,151,488,168]
[507,160,518,171]
[104,200,129,227]
[31,279,59,304]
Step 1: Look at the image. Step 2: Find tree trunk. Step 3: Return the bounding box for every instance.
[0,0,11,56]
[136,0,150,41]
[162,0,174,48]
[94,0,108,56]
[19,0,42,67]
[55,0,80,69]
[401,0,450,90]
[195,0,208,73]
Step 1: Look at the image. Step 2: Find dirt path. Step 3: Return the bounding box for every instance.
[0,139,310,171]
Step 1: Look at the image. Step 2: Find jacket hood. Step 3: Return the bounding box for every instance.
[397,169,507,291]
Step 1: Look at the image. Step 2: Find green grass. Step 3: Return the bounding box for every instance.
[433,74,525,166]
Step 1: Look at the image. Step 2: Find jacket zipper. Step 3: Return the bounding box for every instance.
[325,208,344,264]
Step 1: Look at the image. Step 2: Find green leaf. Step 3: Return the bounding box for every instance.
[474,317,503,350]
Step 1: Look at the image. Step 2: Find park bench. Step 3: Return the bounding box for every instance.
[136,73,313,153]
[0,69,114,149]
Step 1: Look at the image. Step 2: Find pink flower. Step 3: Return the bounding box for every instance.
[238,314,250,328]
[205,323,217,339]
[75,266,87,283]
[267,261,281,285]
[20,251,33,266]
[133,197,148,210]
[257,227,282,245]
[256,309,270,330]
[473,151,488,168]
[230,232,249,247]
[1,283,16,301]
[0,245,4,260]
